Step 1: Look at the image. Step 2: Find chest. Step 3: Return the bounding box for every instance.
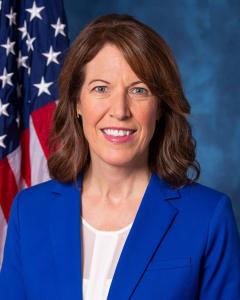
[81,217,133,299]
[80,195,140,231]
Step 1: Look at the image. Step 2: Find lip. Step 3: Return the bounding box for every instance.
[100,127,137,144]
[101,127,137,131]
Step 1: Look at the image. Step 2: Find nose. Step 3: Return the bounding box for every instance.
[109,90,131,120]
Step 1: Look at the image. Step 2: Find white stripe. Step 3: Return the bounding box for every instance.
[7,145,22,189]
[0,207,7,269]
[29,116,50,185]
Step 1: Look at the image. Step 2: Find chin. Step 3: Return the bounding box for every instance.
[89,145,148,168]
[101,154,135,168]
[99,149,146,169]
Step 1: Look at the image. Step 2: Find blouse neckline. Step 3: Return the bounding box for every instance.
[81,216,133,235]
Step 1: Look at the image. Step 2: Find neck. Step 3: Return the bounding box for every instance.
[82,160,151,206]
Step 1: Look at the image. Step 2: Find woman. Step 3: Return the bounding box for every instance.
[1,14,240,300]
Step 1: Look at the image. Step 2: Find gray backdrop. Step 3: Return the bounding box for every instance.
[63,0,240,230]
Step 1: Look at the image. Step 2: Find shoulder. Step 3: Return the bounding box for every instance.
[11,179,69,216]
[181,180,228,202]
[16,179,58,202]
[174,180,233,221]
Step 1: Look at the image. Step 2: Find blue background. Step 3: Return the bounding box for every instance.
[63,0,240,230]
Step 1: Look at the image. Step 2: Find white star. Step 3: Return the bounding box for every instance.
[42,46,61,66]
[34,76,53,96]
[1,38,15,55]
[17,51,28,69]
[18,21,28,40]
[26,34,36,51]
[51,18,66,37]
[0,68,14,88]
[26,1,45,21]
[0,99,9,117]
[0,135,7,149]
[6,7,17,26]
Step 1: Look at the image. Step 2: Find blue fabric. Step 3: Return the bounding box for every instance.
[1,172,240,299]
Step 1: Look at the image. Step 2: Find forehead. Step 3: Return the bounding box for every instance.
[83,43,140,82]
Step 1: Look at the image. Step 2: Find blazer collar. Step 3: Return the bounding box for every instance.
[50,172,180,300]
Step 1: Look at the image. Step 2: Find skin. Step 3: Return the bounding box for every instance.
[77,43,160,230]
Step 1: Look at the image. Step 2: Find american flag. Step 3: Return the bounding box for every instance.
[0,0,69,267]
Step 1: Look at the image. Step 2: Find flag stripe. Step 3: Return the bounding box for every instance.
[31,101,57,159]
[0,158,18,220]
[0,206,7,269]
[20,129,32,187]
[7,146,22,189]
[29,116,50,185]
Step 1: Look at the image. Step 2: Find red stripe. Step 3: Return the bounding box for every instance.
[0,158,18,221]
[31,102,57,159]
[21,128,31,187]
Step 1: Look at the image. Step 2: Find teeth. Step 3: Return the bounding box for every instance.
[103,129,133,136]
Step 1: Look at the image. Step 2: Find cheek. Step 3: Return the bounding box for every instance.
[80,99,107,127]
[136,105,158,132]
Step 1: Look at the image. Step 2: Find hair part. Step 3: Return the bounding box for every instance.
[48,13,200,188]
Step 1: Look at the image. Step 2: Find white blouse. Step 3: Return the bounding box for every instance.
[81,217,133,300]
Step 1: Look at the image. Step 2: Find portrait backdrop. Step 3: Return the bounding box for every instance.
[65,0,240,229]
[63,0,240,230]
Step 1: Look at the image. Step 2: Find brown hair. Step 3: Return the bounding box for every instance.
[48,14,200,188]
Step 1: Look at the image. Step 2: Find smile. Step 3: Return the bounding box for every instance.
[101,128,136,136]
[100,128,137,144]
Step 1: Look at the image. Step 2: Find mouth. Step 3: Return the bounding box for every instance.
[100,128,137,137]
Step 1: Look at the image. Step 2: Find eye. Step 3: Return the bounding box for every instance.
[131,87,148,95]
[93,86,108,93]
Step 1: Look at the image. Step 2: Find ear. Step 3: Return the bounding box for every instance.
[76,102,82,116]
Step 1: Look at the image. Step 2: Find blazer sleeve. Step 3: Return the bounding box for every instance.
[199,195,240,299]
[0,193,27,300]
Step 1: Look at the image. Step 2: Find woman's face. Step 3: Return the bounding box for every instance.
[78,43,159,169]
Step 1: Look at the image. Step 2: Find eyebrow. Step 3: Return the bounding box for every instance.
[88,79,144,86]
[88,79,110,85]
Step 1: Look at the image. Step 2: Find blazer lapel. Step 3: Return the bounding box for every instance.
[107,172,180,300]
[48,172,180,300]
[49,179,83,300]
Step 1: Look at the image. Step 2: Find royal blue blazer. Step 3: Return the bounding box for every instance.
[1,172,240,300]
